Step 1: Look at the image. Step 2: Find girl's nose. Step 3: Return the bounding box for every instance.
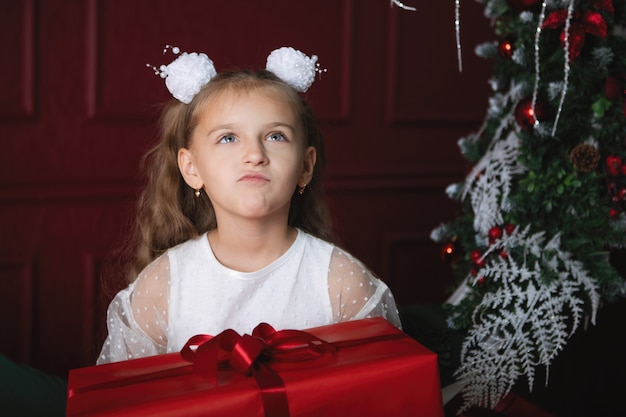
[243,138,268,165]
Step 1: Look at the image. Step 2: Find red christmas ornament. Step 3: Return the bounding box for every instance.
[605,75,624,100]
[609,208,619,219]
[506,0,542,12]
[498,39,514,59]
[504,223,516,235]
[476,276,486,285]
[515,98,546,130]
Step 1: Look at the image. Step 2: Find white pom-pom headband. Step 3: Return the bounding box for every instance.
[147,45,326,104]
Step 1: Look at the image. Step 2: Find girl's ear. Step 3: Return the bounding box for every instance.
[298,146,316,187]
[178,148,202,189]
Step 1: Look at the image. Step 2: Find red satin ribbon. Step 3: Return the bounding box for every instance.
[180,323,337,417]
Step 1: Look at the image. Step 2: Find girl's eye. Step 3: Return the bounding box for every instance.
[218,134,237,144]
[267,132,287,142]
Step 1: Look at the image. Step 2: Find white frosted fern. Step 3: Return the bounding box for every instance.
[463,131,527,236]
[456,228,600,411]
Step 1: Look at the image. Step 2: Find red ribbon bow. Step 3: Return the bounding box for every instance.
[180,323,336,417]
[542,0,614,60]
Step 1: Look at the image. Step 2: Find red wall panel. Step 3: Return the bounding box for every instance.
[0,0,492,375]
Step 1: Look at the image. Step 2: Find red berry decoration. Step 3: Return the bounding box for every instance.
[498,39,514,59]
[476,276,486,285]
[488,226,503,244]
[504,223,516,235]
[470,250,486,268]
[606,155,622,176]
[610,208,620,219]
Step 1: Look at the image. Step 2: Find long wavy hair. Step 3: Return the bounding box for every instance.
[123,69,333,282]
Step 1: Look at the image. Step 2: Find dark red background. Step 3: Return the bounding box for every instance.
[3,3,626,416]
[0,0,494,375]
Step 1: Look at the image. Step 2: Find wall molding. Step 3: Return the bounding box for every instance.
[0,171,462,203]
[0,0,35,120]
[0,256,35,363]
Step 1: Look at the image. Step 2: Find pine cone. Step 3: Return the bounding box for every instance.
[570,143,600,173]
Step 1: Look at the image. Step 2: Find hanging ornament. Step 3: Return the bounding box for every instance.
[506,0,542,12]
[514,98,547,130]
[497,39,515,59]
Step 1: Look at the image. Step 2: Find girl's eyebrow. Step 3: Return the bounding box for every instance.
[206,124,235,136]
[264,122,296,133]
[205,122,296,136]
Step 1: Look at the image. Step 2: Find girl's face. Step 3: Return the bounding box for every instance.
[178,86,316,225]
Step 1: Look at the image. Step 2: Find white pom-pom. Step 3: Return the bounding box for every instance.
[159,52,216,104]
[266,47,319,92]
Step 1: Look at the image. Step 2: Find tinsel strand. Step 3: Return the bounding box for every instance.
[552,0,575,136]
[456,0,463,72]
[389,0,416,11]
[531,2,547,129]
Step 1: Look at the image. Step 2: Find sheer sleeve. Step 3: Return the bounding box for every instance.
[97,255,171,364]
[328,248,402,329]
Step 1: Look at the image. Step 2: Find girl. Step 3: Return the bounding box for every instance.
[98,47,401,364]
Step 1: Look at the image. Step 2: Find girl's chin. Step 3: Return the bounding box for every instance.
[237,201,289,220]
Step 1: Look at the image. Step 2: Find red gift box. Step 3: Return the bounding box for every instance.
[67,317,443,417]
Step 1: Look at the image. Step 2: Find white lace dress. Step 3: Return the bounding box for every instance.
[97,229,401,364]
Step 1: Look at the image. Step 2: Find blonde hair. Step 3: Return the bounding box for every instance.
[124,69,333,282]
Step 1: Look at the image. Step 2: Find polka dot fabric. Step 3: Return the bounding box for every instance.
[97,230,401,364]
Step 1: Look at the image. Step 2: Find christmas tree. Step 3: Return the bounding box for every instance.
[430,0,626,411]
